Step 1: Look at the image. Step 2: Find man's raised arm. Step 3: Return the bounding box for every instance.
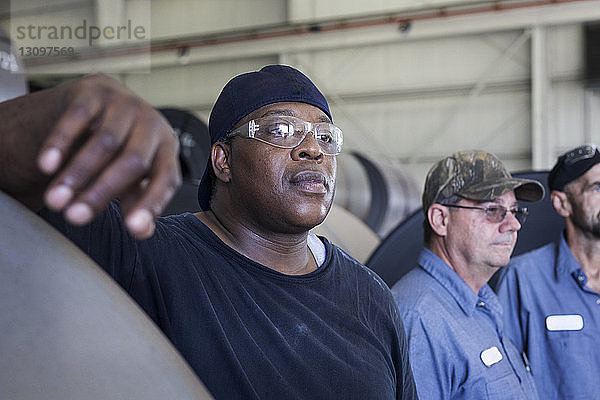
[0,74,181,239]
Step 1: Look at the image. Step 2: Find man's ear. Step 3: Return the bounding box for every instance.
[211,142,232,183]
[551,190,571,218]
[428,204,449,237]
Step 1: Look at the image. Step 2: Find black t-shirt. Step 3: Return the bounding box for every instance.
[44,203,417,400]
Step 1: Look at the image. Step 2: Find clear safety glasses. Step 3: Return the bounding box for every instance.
[225,115,343,156]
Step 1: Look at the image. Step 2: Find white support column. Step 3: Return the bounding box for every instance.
[531,25,551,170]
[584,88,600,145]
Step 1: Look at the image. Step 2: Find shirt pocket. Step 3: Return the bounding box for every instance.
[545,329,595,399]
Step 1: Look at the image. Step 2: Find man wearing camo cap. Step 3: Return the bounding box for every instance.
[391,150,544,399]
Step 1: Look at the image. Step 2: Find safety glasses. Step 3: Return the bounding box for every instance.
[443,204,528,225]
[225,115,343,156]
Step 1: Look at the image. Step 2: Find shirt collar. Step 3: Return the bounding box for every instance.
[418,248,494,317]
[556,233,588,288]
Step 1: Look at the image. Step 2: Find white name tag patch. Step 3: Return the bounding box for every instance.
[546,314,584,331]
[480,346,503,367]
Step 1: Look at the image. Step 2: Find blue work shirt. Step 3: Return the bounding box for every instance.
[496,234,600,400]
[391,248,538,400]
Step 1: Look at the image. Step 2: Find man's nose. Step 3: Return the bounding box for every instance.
[501,209,522,232]
[292,130,323,161]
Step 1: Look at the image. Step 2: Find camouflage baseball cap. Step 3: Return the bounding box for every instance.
[422,150,544,211]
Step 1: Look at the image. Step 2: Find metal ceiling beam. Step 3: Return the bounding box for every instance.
[23,0,600,74]
[405,29,532,164]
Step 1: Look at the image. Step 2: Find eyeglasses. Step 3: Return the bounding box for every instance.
[442,204,528,225]
[564,144,598,166]
[225,115,343,156]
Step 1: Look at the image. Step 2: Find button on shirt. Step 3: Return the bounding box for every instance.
[496,235,600,400]
[391,249,538,400]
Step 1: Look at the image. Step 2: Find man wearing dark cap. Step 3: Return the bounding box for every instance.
[391,150,543,399]
[497,144,600,400]
[1,65,417,399]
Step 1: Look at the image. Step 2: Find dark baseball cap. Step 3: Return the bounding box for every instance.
[197,64,331,211]
[548,144,600,191]
[422,150,544,211]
